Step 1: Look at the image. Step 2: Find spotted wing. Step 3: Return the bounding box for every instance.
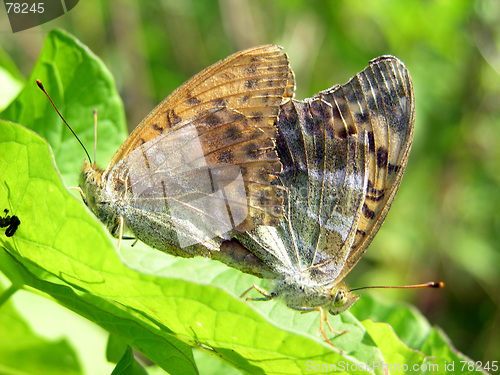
[107,45,295,230]
[109,107,286,254]
[219,56,414,285]
[222,97,369,283]
[314,56,415,283]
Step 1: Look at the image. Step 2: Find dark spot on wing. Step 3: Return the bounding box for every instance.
[356,229,366,237]
[366,192,385,201]
[246,65,257,74]
[363,203,375,219]
[338,127,348,139]
[388,163,401,173]
[218,150,233,163]
[245,79,258,89]
[367,131,375,153]
[366,180,385,200]
[225,125,242,140]
[187,96,202,105]
[205,113,222,126]
[230,112,245,123]
[355,111,369,124]
[258,191,271,206]
[212,98,226,107]
[251,111,263,123]
[376,147,388,169]
[166,109,182,127]
[152,123,164,133]
[242,94,250,103]
[244,142,259,159]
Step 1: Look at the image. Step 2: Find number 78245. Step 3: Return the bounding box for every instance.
[5,2,44,13]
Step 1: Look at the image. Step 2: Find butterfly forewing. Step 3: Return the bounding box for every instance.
[219,56,413,289]
[111,107,269,249]
[82,46,295,256]
[216,56,415,342]
[230,98,369,283]
[314,56,415,282]
[106,46,294,230]
[108,45,292,163]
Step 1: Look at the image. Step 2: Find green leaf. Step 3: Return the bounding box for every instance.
[0,29,127,187]
[107,334,130,364]
[111,346,147,375]
[0,282,81,375]
[0,45,24,112]
[0,120,198,375]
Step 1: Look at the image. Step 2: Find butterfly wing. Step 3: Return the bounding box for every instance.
[106,45,294,230]
[220,56,413,286]
[314,56,415,283]
[112,106,288,254]
[226,97,369,283]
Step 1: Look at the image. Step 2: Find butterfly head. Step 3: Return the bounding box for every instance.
[327,283,360,316]
[79,160,121,236]
[79,159,103,207]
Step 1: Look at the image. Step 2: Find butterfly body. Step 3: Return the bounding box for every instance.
[79,45,295,257]
[270,274,357,315]
[221,56,415,320]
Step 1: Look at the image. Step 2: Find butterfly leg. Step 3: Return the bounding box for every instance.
[317,307,347,336]
[314,307,346,350]
[293,306,343,349]
[116,216,124,252]
[240,285,273,301]
[70,186,85,199]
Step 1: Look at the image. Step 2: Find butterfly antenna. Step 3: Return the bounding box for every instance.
[93,109,98,164]
[349,281,444,293]
[36,79,92,164]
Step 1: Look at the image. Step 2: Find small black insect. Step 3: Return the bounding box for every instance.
[1,209,20,237]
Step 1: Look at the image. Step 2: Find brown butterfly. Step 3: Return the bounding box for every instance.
[75,45,294,257]
[217,56,425,343]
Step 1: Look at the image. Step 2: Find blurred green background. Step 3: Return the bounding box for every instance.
[1,0,499,369]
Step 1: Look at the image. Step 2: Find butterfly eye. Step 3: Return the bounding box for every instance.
[333,289,347,308]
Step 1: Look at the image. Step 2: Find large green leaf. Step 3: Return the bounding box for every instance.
[0,29,485,375]
[0,28,126,187]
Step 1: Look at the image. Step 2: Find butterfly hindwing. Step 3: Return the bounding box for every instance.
[219,56,413,288]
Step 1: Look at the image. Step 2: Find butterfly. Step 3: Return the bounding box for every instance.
[77,45,295,257]
[217,56,416,343]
